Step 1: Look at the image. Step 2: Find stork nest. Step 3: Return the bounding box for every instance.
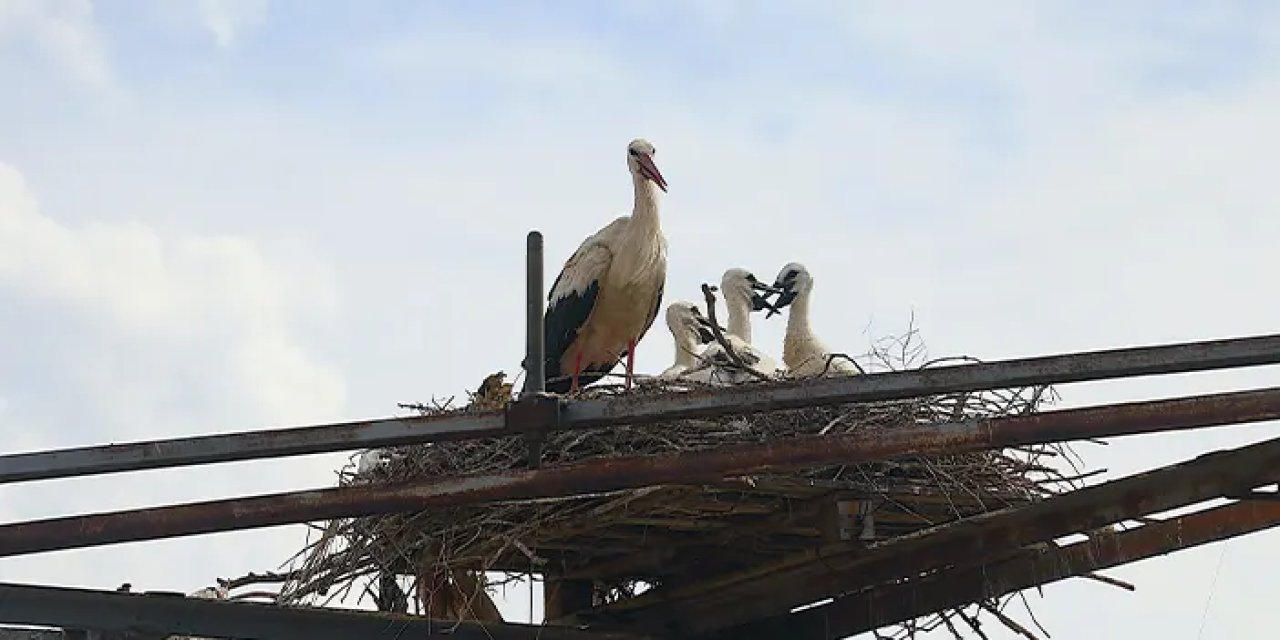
[274,325,1088,638]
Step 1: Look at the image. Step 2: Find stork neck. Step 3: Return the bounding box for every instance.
[725,293,753,343]
[784,289,815,342]
[782,288,818,367]
[630,173,662,231]
[673,330,700,367]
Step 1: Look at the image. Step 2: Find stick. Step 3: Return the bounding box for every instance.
[700,284,772,382]
[1082,572,1136,591]
[980,601,1039,639]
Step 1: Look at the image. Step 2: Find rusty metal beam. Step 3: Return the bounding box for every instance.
[718,499,1280,639]
[0,582,650,640]
[593,432,1280,636]
[5,332,1280,485]
[1,388,1279,558]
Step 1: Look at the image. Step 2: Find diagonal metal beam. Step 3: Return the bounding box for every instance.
[716,499,1280,639]
[593,433,1280,636]
[3,333,1280,484]
[0,387,1277,559]
[0,582,651,640]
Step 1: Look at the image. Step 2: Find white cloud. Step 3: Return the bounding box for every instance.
[0,0,110,87]
[0,163,345,431]
[195,0,267,49]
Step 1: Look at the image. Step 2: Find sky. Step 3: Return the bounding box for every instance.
[1,0,1279,637]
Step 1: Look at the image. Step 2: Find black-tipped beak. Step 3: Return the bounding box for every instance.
[750,291,779,313]
[745,280,783,313]
[764,283,797,318]
[749,280,784,295]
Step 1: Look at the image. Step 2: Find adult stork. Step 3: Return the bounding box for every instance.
[767,262,861,377]
[540,138,669,393]
[657,301,719,380]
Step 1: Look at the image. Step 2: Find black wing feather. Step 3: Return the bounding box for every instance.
[540,279,600,393]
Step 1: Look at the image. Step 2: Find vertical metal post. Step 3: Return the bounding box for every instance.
[525,231,546,395]
[520,230,548,469]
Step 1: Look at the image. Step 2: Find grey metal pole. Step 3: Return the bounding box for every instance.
[519,230,549,468]
[524,230,546,395]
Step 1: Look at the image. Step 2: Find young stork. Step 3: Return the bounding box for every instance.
[657,301,719,380]
[767,262,861,378]
[540,138,669,393]
[697,268,781,382]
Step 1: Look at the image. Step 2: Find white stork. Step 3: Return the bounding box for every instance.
[697,268,781,381]
[657,301,719,380]
[538,138,669,393]
[767,262,861,378]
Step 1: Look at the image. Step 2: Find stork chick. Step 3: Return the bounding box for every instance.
[539,138,669,394]
[768,262,861,377]
[658,301,719,380]
[698,268,781,382]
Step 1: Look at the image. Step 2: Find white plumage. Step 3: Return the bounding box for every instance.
[693,268,780,383]
[536,138,669,393]
[657,301,718,380]
[767,262,861,378]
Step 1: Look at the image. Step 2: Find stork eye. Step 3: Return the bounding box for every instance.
[629,149,639,156]
[746,274,757,282]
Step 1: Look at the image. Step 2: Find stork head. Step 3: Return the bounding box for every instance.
[720,268,783,313]
[627,138,668,192]
[765,262,813,318]
[665,301,719,344]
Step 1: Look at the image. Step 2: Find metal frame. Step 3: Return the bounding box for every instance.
[596,429,1280,635]
[4,333,1280,485]
[715,499,1280,639]
[1,229,1279,639]
[2,387,1280,558]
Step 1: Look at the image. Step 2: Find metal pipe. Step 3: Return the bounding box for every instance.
[524,230,546,395]
[522,230,548,468]
[0,582,649,640]
[0,387,1277,558]
[0,412,508,485]
[4,333,1280,485]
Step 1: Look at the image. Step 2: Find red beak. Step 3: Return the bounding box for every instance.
[637,153,669,192]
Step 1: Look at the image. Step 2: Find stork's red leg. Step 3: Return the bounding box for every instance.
[625,339,637,391]
[570,351,583,393]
